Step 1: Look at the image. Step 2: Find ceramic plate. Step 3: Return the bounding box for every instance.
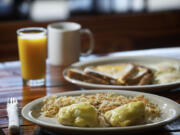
[22,90,180,135]
[63,56,180,92]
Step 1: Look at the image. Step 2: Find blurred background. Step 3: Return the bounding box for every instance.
[1,0,180,22]
[0,0,180,61]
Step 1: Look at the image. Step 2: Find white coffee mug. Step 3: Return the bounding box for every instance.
[47,22,94,66]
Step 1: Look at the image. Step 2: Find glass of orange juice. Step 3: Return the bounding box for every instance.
[17,27,47,86]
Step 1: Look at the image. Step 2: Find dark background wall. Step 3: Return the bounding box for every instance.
[0,0,180,61]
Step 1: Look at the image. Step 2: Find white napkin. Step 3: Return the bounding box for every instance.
[7,102,19,133]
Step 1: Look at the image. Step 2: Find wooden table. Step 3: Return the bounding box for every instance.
[0,47,180,135]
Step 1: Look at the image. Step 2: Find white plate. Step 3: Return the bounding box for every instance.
[63,56,180,92]
[22,90,180,135]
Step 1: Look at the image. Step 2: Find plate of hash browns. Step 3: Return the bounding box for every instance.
[22,90,180,134]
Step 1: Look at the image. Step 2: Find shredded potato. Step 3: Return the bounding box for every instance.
[41,93,160,126]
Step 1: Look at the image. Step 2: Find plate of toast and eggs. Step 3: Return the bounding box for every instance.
[63,56,180,92]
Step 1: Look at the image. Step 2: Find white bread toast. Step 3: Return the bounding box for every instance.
[124,65,153,85]
[84,64,136,85]
[67,68,110,84]
[67,64,153,85]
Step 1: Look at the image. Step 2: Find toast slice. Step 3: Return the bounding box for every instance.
[125,65,153,85]
[67,64,153,86]
[67,68,110,84]
[84,64,136,85]
[138,73,153,85]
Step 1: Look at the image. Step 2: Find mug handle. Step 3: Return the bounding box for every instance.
[80,29,94,56]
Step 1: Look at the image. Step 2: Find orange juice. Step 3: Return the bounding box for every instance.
[18,33,47,80]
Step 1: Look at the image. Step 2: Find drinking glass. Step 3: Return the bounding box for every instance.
[17,27,47,86]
